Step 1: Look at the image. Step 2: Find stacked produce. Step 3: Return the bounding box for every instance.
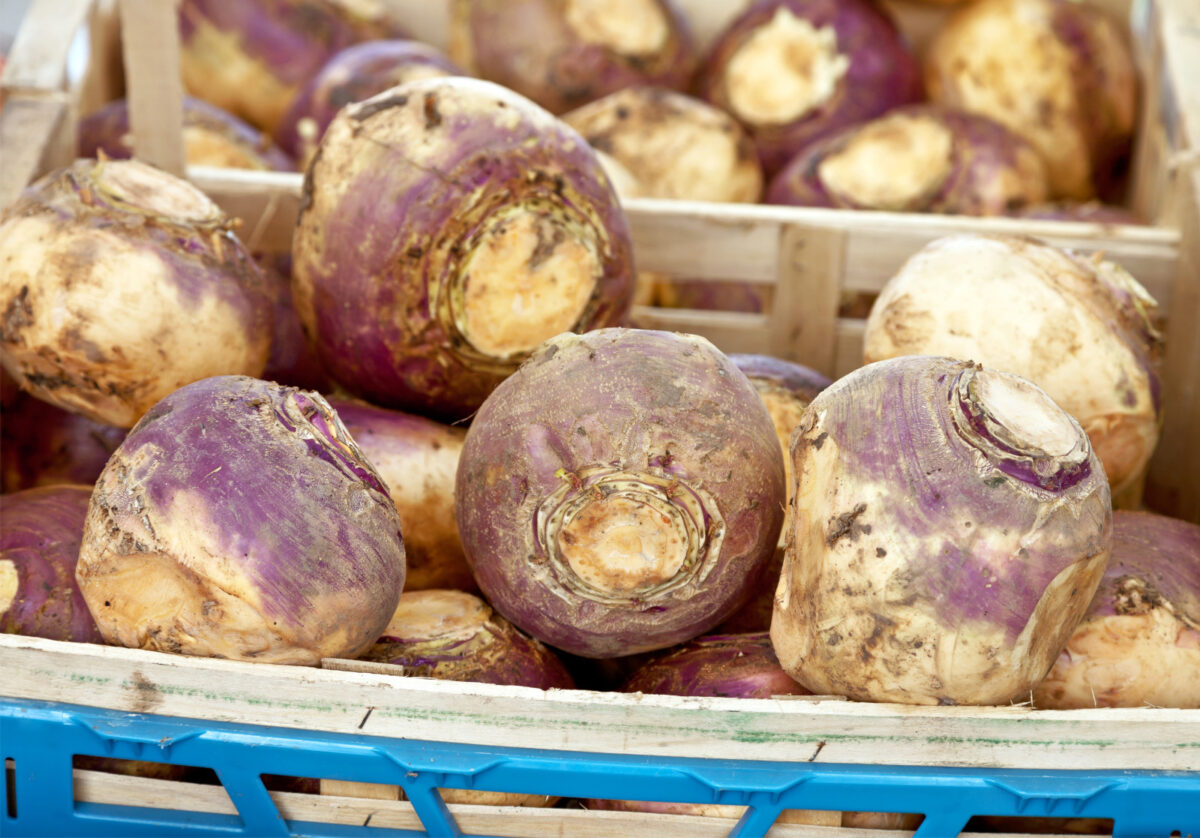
[4,0,1195,829]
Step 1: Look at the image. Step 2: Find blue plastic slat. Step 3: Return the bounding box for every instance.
[3,696,1199,838]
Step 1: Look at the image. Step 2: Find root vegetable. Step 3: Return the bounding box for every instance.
[78,97,294,171]
[563,86,762,203]
[456,328,785,658]
[361,589,574,689]
[0,159,273,428]
[622,632,809,698]
[326,397,474,592]
[275,39,463,163]
[448,0,697,115]
[863,234,1162,498]
[925,0,1137,200]
[1033,510,1200,709]
[253,252,330,393]
[76,376,406,665]
[773,356,1112,705]
[697,0,923,175]
[1,485,104,643]
[292,77,635,421]
[766,106,1049,215]
[179,0,407,134]
[1,392,125,492]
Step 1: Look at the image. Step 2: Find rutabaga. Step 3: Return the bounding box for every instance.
[76,376,406,666]
[772,356,1112,705]
[863,234,1162,498]
[456,329,785,658]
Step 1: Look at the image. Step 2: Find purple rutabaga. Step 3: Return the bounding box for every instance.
[772,356,1112,705]
[292,77,635,421]
[75,376,406,665]
[563,86,762,203]
[926,0,1136,200]
[1,392,126,492]
[253,252,330,393]
[766,106,1049,215]
[863,234,1162,499]
[622,632,809,698]
[456,328,785,659]
[178,0,407,134]
[275,39,464,164]
[1034,510,1200,709]
[2,485,104,643]
[361,589,574,689]
[696,0,923,176]
[448,0,697,116]
[0,159,273,428]
[78,96,294,171]
[326,397,475,592]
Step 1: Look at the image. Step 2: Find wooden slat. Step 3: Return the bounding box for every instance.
[119,0,184,174]
[0,95,68,209]
[625,199,783,282]
[1,0,94,93]
[5,636,1200,773]
[769,224,843,375]
[629,307,770,355]
[834,318,867,381]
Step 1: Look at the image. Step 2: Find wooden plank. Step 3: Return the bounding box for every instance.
[5,636,1200,773]
[834,319,867,381]
[73,0,125,122]
[769,224,843,374]
[628,307,770,355]
[1145,168,1200,523]
[0,95,67,209]
[119,0,184,174]
[1,0,94,93]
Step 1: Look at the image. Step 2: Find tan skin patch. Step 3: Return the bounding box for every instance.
[458,210,599,359]
[818,115,955,210]
[563,0,669,55]
[383,590,489,642]
[558,495,687,594]
[0,559,18,615]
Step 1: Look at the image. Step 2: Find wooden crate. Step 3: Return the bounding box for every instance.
[1,4,1200,834]
[3,0,1197,519]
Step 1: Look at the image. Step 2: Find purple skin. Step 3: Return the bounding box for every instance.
[1087,511,1199,624]
[1,485,106,643]
[77,96,295,171]
[729,354,831,406]
[179,0,408,132]
[777,357,1111,704]
[622,632,810,698]
[765,106,1048,214]
[254,252,331,392]
[77,376,406,663]
[455,329,786,659]
[1012,202,1143,225]
[451,0,698,115]
[1,392,126,492]
[326,397,476,593]
[275,39,464,159]
[360,595,575,690]
[697,0,924,176]
[293,78,636,422]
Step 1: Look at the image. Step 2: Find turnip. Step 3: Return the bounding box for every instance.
[697,0,923,175]
[292,77,635,421]
[78,97,294,171]
[275,39,463,164]
[179,0,407,134]
[448,0,697,115]
[1034,510,1199,709]
[925,0,1136,200]
[0,159,273,428]
[863,234,1162,498]
[361,589,574,689]
[622,632,808,698]
[456,328,785,658]
[1,392,125,492]
[253,252,330,393]
[563,87,762,203]
[766,106,1049,215]
[76,376,406,665]
[773,356,1112,705]
[326,397,474,592]
[1,485,104,643]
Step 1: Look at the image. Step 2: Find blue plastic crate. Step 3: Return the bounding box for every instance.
[3,697,1199,837]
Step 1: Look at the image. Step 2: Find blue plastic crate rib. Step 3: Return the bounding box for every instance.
[2,697,1198,838]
